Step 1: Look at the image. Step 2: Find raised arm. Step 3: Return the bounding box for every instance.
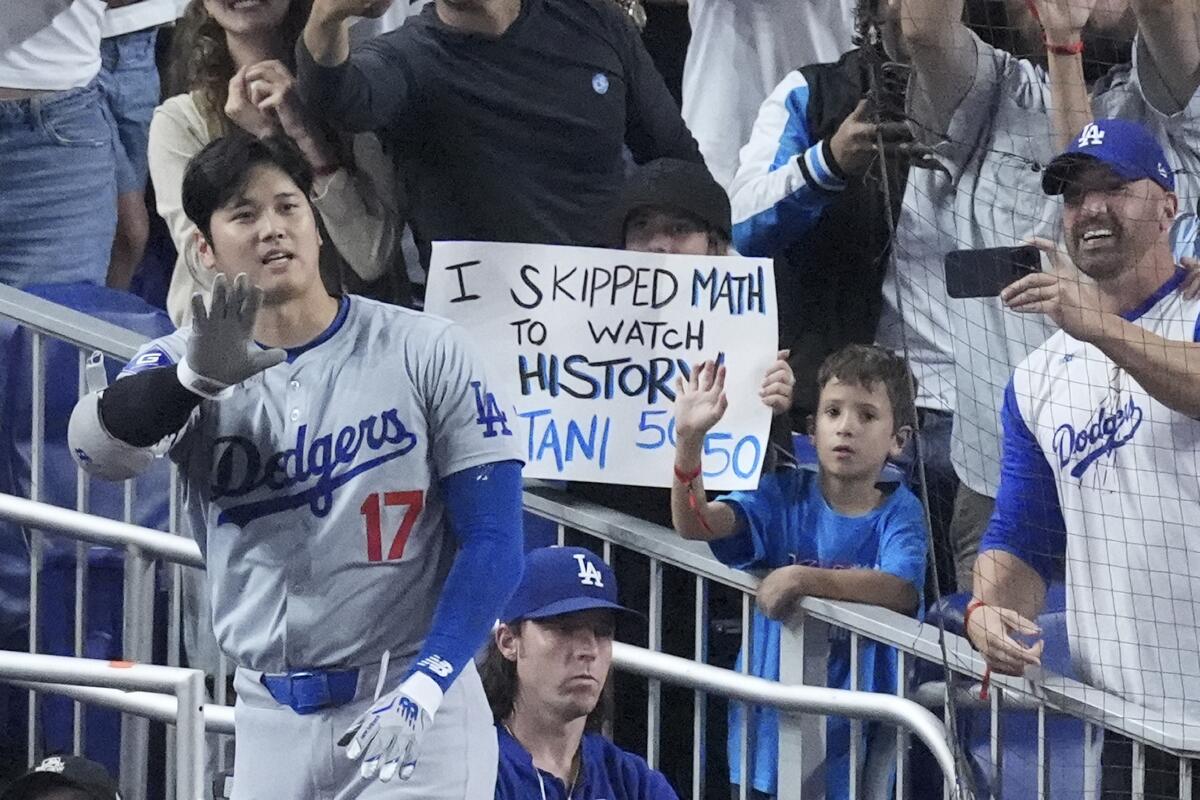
[1006,238,1200,419]
[1131,0,1200,114]
[1030,0,1097,150]
[900,0,978,135]
[296,0,415,133]
[69,275,285,481]
[617,8,705,165]
[670,361,740,540]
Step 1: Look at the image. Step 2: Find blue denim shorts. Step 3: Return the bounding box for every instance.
[0,79,117,288]
[99,28,160,194]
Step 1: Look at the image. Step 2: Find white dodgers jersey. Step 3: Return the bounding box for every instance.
[122,296,522,672]
[1012,274,1200,728]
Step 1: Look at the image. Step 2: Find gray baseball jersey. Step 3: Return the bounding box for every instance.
[120,296,522,672]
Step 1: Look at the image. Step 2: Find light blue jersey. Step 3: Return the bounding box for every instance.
[714,468,927,797]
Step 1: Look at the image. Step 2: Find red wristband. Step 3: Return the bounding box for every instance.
[1045,39,1084,56]
[964,598,986,633]
[674,464,701,484]
[964,599,992,700]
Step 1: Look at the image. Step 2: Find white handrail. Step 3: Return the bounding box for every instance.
[0,491,204,568]
[1,492,961,791]
[0,652,206,800]
[9,680,236,735]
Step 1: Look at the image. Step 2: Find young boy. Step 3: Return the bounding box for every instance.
[670,344,928,800]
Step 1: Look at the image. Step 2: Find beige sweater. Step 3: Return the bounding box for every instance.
[148,92,399,325]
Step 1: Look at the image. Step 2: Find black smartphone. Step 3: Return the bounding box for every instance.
[944,245,1042,299]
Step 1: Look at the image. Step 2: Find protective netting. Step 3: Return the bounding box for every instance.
[881,1,1200,797]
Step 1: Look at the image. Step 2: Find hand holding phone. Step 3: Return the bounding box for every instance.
[944,245,1042,299]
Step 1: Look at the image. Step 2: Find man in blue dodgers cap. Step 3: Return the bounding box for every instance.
[479,546,681,800]
[965,118,1200,797]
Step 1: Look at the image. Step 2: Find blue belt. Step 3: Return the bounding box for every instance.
[260,668,360,715]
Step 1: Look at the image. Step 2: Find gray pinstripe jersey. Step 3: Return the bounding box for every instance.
[121,296,522,672]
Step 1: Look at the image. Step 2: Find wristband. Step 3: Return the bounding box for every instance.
[964,597,986,636]
[1045,39,1084,56]
[398,670,445,716]
[176,358,233,400]
[964,598,992,700]
[674,464,701,484]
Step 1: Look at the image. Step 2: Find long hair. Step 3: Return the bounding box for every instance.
[169,0,313,134]
[478,626,612,734]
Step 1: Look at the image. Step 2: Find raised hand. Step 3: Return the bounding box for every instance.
[673,361,728,443]
[759,350,794,416]
[340,674,439,782]
[225,65,279,139]
[1027,0,1099,43]
[180,273,285,398]
[1001,237,1112,342]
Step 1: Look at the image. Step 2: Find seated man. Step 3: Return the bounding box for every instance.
[968,119,1200,797]
[482,546,680,800]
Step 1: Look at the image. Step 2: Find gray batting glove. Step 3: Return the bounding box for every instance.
[177,273,286,398]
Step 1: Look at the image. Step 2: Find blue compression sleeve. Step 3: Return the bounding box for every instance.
[407,459,524,693]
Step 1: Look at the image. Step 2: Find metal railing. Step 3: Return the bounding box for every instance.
[0,651,206,799]
[5,283,1200,800]
[0,489,959,799]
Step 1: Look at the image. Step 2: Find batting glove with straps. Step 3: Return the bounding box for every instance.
[178,273,285,399]
[340,671,444,782]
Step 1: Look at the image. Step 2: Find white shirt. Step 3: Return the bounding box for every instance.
[905,33,1200,496]
[995,273,1200,732]
[680,0,855,189]
[0,0,106,90]
[102,0,189,39]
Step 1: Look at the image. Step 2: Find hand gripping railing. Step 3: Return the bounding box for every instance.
[0,651,206,800]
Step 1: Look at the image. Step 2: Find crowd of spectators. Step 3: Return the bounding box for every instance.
[3,0,1200,797]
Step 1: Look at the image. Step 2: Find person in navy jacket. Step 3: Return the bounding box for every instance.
[481,546,680,800]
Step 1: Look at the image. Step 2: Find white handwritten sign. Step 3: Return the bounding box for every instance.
[426,242,778,490]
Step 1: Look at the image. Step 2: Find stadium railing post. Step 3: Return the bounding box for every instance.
[778,609,830,800]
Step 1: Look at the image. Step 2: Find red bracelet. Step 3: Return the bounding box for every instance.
[964,598,986,633]
[674,464,715,535]
[1045,39,1084,56]
[964,598,992,701]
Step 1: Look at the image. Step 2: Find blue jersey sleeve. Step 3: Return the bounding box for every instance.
[407,459,524,692]
[710,471,789,569]
[728,70,847,257]
[877,489,929,601]
[978,381,1067,583]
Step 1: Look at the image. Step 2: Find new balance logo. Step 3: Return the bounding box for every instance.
[417,654,454,678]
[1077,123,1105,148]
[573,553,605,587]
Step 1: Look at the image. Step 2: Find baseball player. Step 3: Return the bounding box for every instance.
[67,132,525,800]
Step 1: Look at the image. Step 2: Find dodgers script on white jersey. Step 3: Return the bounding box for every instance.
[119,297,522,672]
[1012,277,1200,726]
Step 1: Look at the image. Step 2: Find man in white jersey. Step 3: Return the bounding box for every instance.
[67,132,524,799]
[967,119,1200,788]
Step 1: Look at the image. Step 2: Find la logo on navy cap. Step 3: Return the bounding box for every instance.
[1043,118,1174,195]
[501,546,641,624]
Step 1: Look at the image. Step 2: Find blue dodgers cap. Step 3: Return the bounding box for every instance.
[501,546,641,624]
[1043,119,1174,195]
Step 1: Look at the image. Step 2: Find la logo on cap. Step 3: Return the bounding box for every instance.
[573,553,605,587]
[1078,122,1105,148]
[36,756,66,774]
